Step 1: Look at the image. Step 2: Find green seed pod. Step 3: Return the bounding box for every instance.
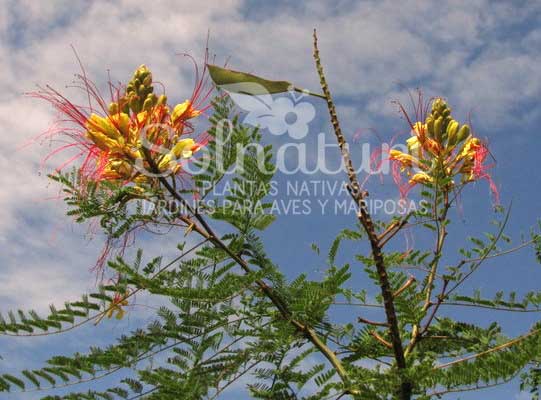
[444,116,453,139]
[456,124,471,143]
[432,98,444,114]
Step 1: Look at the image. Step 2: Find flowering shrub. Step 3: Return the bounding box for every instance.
[2,32,541,400]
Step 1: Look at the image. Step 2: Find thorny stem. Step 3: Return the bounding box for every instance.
[313,29,410,399]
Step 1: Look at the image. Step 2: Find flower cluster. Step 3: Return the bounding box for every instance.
[389,98,498,201]
[33,64,210,189]
[105,290,130,320]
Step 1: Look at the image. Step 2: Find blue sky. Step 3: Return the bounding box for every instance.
[1,0,541,399]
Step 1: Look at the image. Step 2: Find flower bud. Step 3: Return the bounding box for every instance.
[446,120,460,146]
[142,74,152,87]
[456,124,470,144]
[157,94,167,106]
[108,102,119,114]
[426,117,435,138]
[433,116,443,142]
[142,94,157,111]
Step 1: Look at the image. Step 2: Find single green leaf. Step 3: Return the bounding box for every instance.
[207,64,325,98]
[208,64,292,94]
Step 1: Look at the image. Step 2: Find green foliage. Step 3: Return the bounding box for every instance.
[49,172,154,240]
[4,82,541,400]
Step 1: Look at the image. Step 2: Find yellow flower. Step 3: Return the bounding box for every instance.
[85,114,128,152]
[389,149,416,167]
[406,136,420,156]
[110,113,131,137]
[106,292,130,320]
[38,64,208,189]
[171,138,196,158]
[157,138,198,171]
[458,137,481,160]
[171,100,201,123]
[102,159,133,180]
[412,122,427,141]
[409,172,434,185]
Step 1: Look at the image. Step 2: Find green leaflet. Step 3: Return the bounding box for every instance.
[207,64,325,98]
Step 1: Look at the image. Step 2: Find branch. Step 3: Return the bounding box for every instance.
[405,186,450,357]
[0,239,207,337]
[313,29,409,399]
[370,331,393,349]
[439,302,541,313]
[358,317,390,327]
[445,205,512,297]
[393,276,416,298]
[428,371,520,397]
[435,327,541,369]
[379,212,415,248]
[143,152,355,393]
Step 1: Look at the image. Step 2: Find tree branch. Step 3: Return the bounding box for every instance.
[313,28,409,399]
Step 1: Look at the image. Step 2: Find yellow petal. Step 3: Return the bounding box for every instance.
[389,149,416,167]
[86,130,120,151]
[115,308,125,320]
[106,306,116,319]
[171,138,196,159]
[158,153,174,171]
[409,172,433,185]
[406,136,420,155]
[87,114,120,139]
[171,100,201,122]
[109,113,131,137]
[458,137,481,159]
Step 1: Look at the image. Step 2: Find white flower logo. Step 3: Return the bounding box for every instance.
[222,82,316,140]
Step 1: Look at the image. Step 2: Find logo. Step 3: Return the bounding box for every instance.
[222,82,316,139]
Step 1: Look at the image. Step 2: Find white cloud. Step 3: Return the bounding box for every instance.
[0,0,538,334]
[0,0,539,396]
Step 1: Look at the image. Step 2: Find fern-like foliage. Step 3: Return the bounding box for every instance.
[4,93,541,400]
